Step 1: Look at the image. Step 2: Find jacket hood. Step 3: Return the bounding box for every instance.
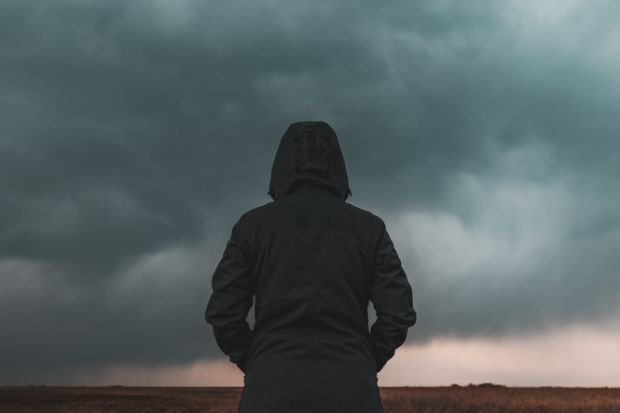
[268,121,352,201]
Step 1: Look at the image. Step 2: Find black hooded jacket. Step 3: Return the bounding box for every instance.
[205,121,416,412]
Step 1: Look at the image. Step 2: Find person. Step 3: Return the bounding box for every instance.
[205,121,416,413]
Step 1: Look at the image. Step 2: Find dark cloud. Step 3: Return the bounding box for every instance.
[1,0,620,383]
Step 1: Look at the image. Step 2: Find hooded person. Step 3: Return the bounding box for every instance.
[205,121,417,413]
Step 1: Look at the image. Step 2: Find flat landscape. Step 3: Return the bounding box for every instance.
[1,385,620,413]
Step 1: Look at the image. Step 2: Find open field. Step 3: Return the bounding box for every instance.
[1,385,620,412]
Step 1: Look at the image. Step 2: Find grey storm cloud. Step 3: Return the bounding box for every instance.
[1,0,620,383]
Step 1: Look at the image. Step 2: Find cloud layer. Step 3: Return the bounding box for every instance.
[2,0,620,384]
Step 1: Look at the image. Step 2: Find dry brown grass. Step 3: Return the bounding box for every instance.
[0,387,241,413]
[380,385,620,413]
[1,385,619,412]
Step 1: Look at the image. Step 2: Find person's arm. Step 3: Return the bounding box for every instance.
[205,216,254,373]
[369,218,417,372]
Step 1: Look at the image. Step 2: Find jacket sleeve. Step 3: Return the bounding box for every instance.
[369,218,417,372]
[205,216,254,373]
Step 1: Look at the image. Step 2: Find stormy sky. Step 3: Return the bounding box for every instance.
[2,0,620,385]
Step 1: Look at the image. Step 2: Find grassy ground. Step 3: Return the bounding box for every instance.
[1,385,619,412]
[380,385,620,413]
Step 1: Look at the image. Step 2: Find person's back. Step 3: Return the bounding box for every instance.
[205,121,416,413]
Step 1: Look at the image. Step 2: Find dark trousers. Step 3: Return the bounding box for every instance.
[238,358,384,413]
